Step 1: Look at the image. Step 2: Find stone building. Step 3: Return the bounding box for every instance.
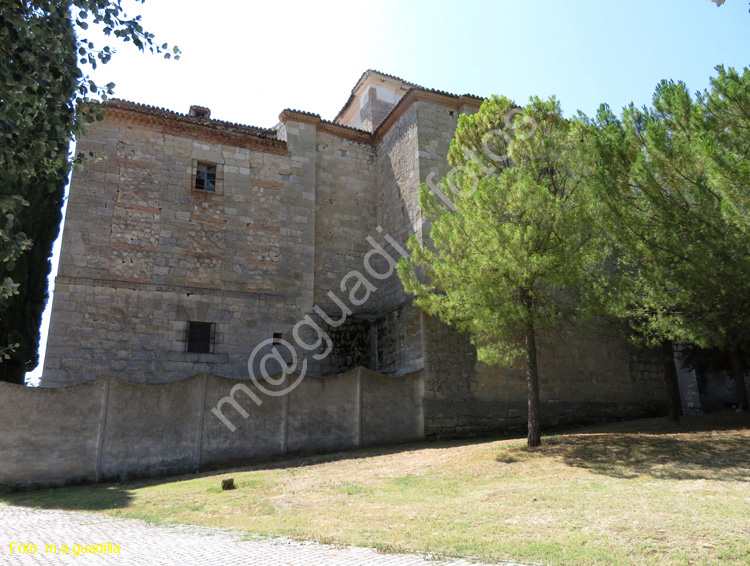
[42,70,666,435]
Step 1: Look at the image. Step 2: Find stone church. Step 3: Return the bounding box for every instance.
[41,70,666,435]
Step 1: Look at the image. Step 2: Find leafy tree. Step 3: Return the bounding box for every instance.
[0,1,178,384]
[699,66,750,410]
[589,72,750,417]
[398,96,606,447]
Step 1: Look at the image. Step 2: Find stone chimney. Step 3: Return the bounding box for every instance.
[189,105,211,119]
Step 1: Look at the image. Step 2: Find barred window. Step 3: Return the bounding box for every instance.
[186,321,215,353]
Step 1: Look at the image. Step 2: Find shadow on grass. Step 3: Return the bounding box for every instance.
[5,413,749,514]
[0,438,501,513]
[1,484,133,512]
[498,412,750,481]
[557,433,750,480]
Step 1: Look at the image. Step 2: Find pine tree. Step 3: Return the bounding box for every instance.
[398,96,606,447]
[589,71,750,416]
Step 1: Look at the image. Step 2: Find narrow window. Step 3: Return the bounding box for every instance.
[195,162,217,192]
[187,321,214,353]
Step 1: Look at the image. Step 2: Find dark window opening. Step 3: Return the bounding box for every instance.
[187,321,215,353]
[273,332,283,346]
[195,162,217,192]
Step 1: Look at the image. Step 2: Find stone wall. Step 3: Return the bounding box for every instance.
[312,130,377,311]
[422,315,667,436]
[359,87,397,133]
[373,303,423,376]
[44,110,321,385]
[675,354,750,414]
[375,102,420,313]
[42,92,477,388]
[41,84,673,443]
[0,368,425,490]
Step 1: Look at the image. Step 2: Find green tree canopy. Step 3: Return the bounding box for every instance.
[399,96,607,446]
[589,68,750,414]
[0,1,177,383]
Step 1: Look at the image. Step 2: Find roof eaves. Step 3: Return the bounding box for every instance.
[104,99,278,139]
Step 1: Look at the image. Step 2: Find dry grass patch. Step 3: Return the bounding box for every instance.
[4,413,750,566]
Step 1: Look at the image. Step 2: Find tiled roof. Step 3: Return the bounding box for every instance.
[104,99,278,139]
[361,69,420,88]
[102,71,486,146]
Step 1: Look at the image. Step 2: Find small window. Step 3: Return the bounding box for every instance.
[186,321,215,353]
[195,162,217,192]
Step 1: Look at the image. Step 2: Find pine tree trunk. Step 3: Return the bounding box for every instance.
[729,349,749,412]
[661,340,681,422]
[522,290,541,447]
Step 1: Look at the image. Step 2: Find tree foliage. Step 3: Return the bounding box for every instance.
[589,67,750,413]
[0,1,177,383]
[398,96,606,446]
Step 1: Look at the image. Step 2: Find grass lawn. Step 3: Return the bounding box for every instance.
[3,412,750,566]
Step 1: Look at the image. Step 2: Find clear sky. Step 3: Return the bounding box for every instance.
[26,0,750,383]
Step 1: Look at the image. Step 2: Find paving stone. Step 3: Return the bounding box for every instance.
[0,504,534,566]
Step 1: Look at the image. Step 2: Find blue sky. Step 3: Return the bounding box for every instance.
[27,0,750,383]
[82,0,750,124]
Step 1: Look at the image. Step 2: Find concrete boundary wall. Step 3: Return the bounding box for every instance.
[0,368,424,490]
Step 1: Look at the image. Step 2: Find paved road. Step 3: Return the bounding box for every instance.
[1,505,533,566]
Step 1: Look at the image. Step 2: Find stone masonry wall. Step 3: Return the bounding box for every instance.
[312,130,377,311]
[422,315,667,436]
[43,113,319,385]
[42,86,671,440]
[359,87,396,133]
[374,303,423,376]
[375,103,420,314]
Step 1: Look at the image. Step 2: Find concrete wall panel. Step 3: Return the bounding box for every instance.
[0,380,105,488]
[98,376,204,481]
[360,368,424,446]
[286,369,360,454]
[200,374,286,468]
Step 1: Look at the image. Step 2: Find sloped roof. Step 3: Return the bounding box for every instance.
[104,99,278,139]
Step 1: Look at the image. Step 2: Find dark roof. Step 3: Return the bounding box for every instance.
[104,99,278,139]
